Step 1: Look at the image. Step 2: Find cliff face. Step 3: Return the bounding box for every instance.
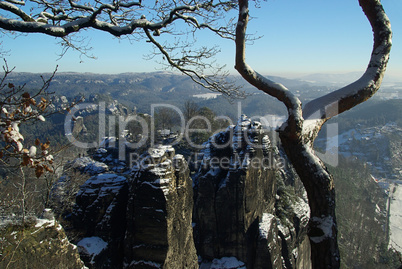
[0,217,86,269]
[194,115,276,261]
[67,115,311,268]
[193,115,311,268]
[73,173,129,268]
[71,145,197,268]
[124,146,198,268]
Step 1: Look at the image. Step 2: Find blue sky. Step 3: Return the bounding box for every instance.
[1,0,401,79]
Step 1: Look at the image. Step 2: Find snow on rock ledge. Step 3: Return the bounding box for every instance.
[200,256,246,269]
[77,236,108,266]
[66,156,109,175]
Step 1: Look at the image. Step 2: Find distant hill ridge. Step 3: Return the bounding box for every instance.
[6,71,400,116]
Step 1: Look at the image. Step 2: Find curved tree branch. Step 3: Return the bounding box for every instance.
[303,0,392,126]
[144,28,244,99]
[0,1,34,22]
[235,0,303,136]
[0,1,231,37]
[0,0,240,95]
[234,1,391,268]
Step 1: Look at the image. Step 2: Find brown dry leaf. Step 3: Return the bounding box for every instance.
[22,92,30,98]
[41,141,50,150]
[22,155,30,166]
[35,138,40,146]
[44,165,53,173]
[35,165,44,178]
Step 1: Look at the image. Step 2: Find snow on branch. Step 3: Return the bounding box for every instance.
[309,216,335,244]
[0,0,236,37]
[303,0,391,122]
[0,0,240,94]
[235,0,303,134]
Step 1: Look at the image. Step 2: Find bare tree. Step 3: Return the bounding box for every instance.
[0,63,57,223]
[235,0,392,268]
[154,106,175,130]
[0,62,79,223]
[0,0,244,97]
[183,100,199,122]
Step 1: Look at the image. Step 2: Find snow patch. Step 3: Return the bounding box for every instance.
[389,184,402,253]
[291,197,310,226]
[209,257,246,269]
[77,237,108,264]
[259,213,275,239]
[129,260,161,268]
[68,157,108,175]
[193,93,222,99]
[35,218,55,228]
[310,216,334,243]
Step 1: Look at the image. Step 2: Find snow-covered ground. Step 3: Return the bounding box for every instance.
[193,93,222,99]
[389,184,402,253]
[199,257,246,269]
[316,122,402,180]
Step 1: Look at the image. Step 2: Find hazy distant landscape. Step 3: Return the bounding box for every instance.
[7,71,401,115]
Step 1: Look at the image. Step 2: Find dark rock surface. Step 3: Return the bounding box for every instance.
[71,145,198,268]
[124,145,198,268]
[194,115,311,268]
[67,115,311,269]
[73,173,129,268]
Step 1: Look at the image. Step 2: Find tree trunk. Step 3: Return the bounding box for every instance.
[235,0,391,267]
[279,131,340,268]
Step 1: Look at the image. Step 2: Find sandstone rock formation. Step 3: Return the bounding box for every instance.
[71,145,198,268]
[0,218,86,269]
[72,116,88,136]
[69,115,311,268]
[194,115,311,268]
[73,173,129,268]
[124,146,198,268]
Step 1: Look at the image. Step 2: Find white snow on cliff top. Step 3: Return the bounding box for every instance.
[69,157,108,174]
[77,236,108,264]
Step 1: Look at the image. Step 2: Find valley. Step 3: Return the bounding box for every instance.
[1,71,401,268]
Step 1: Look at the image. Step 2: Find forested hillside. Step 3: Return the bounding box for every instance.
[1,72,401,268]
